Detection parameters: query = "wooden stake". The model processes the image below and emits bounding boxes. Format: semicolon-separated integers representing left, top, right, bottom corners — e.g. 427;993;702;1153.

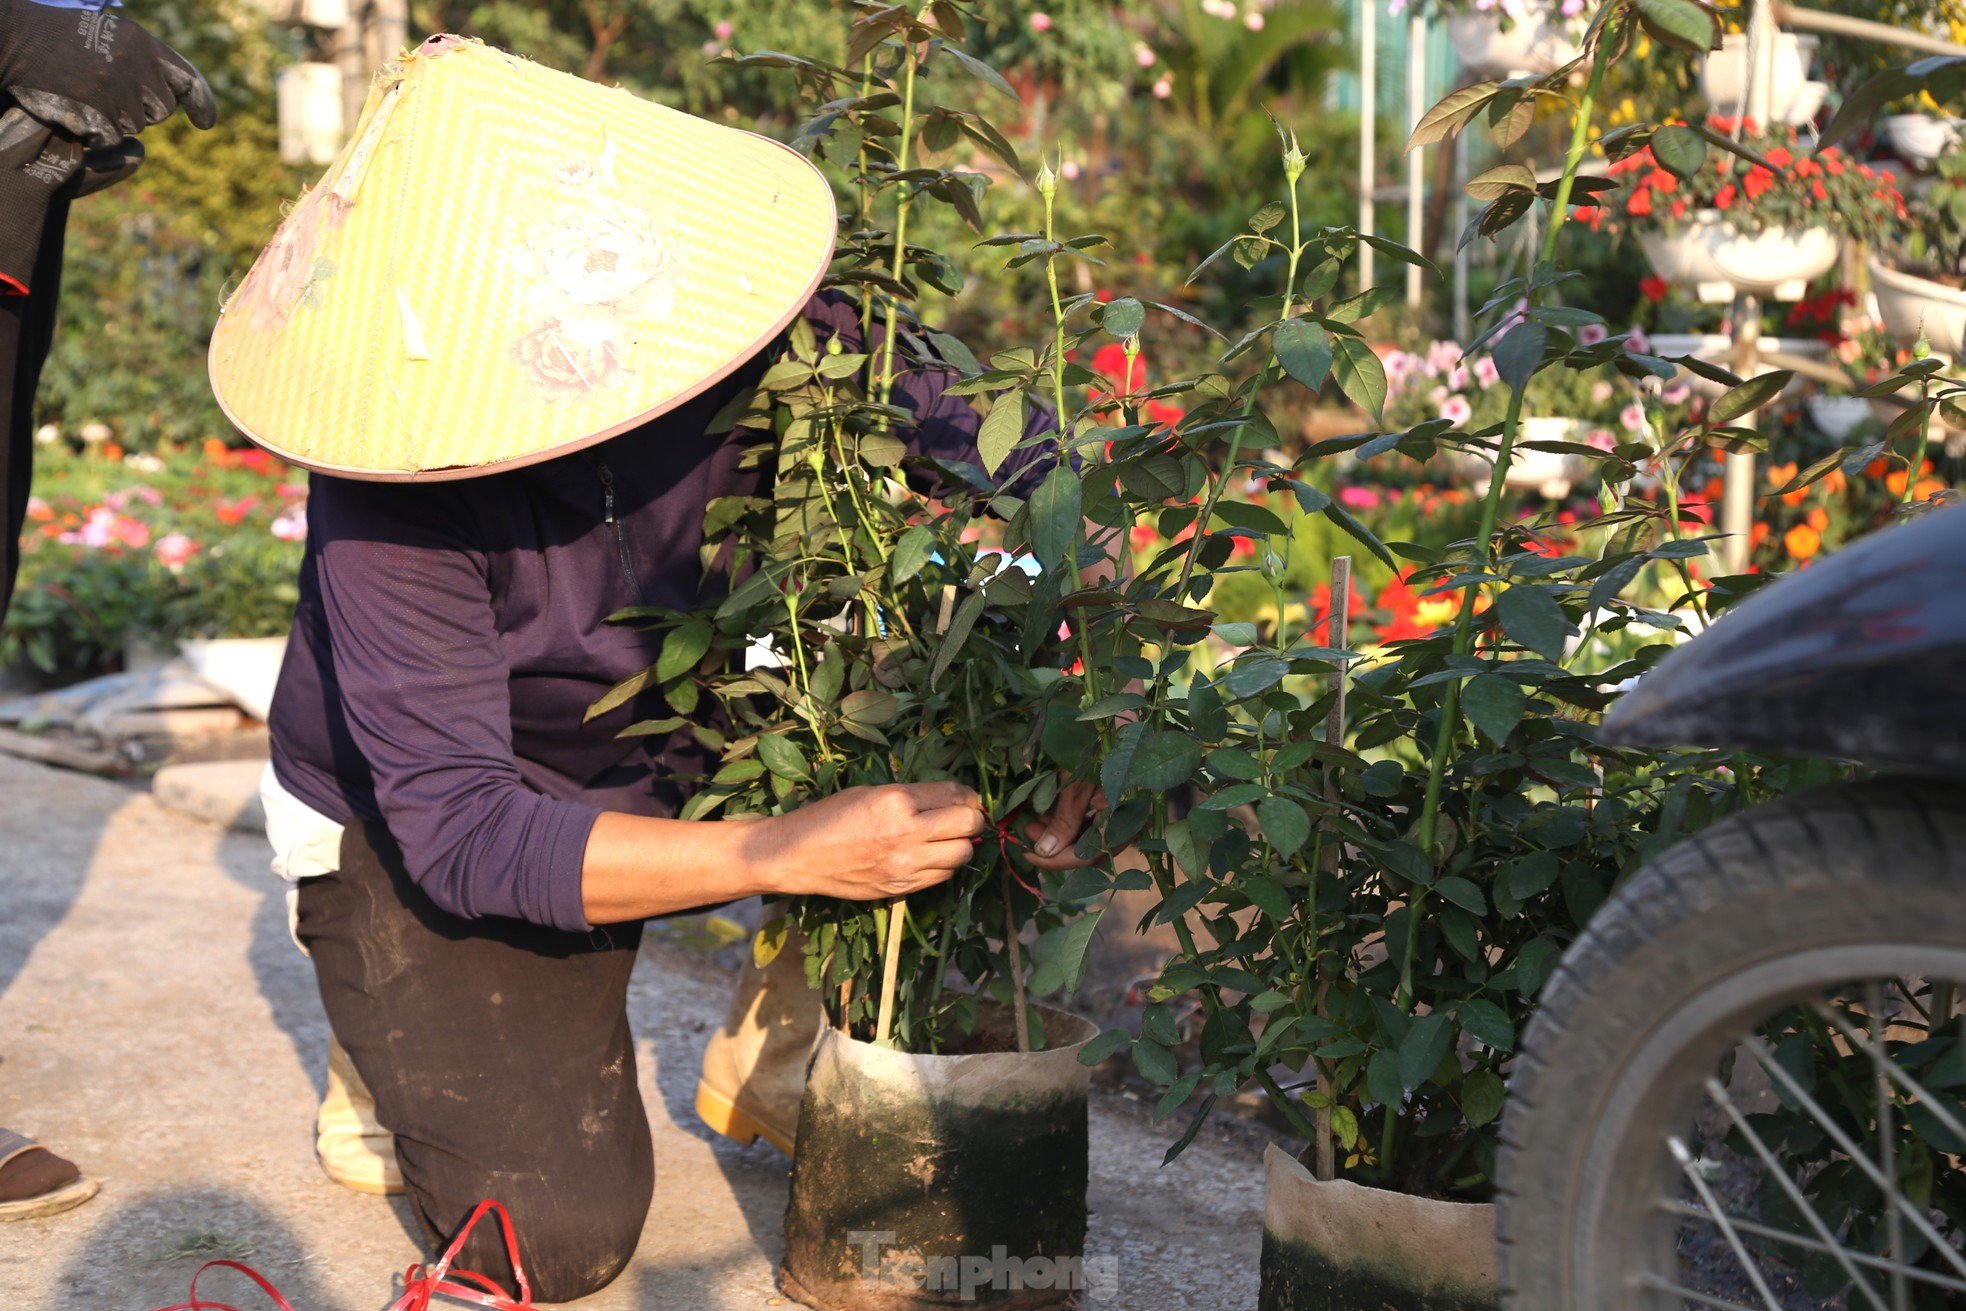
1003;866;1031;1053
874;898;907;1046
1315;555;1352;1182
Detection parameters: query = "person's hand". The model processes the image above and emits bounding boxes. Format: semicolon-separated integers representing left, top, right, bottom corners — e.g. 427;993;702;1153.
758;781;985;900
0;0;218;147
1017;776;1108;872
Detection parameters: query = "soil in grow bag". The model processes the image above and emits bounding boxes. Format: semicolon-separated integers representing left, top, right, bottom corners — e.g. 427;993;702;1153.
780;1001;1097;1311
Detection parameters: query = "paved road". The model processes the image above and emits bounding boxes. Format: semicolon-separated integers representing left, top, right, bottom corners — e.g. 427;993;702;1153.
0;755;1263;1308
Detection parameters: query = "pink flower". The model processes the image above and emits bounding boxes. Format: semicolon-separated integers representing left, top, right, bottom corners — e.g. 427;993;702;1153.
1426;340;1461;374
113;517;149;549
1619;403;1646;433
1577;322;1608;346
1029;11;1052;31
1590;380;1614;405
271;504;308;542
1586;428;1616;451
1062;159;1081;180
1134;43;1157;67
1662;382;1692;406
1339;486;1382;510
713;19;733;39
1440;395;1473;426
1152;76;1173;99
1244;9;1264;27
1625;327;1652;356
154;533;199;569
1474;357;1500;388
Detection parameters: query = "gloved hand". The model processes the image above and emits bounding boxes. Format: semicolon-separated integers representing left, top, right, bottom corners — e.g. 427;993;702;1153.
0;0;217;147
0;110;82;293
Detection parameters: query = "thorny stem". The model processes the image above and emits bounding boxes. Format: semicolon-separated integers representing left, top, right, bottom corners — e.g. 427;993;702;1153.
1904;371;1933;509
1400;31;1614;1017
783;578;835;763
875;7;933;416
1039;159;1103;704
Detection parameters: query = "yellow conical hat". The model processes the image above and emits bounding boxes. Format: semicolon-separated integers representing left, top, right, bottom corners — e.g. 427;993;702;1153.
210;36;837;481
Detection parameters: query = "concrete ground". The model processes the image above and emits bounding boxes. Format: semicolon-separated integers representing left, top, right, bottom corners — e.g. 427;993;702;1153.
0;754;1265;1308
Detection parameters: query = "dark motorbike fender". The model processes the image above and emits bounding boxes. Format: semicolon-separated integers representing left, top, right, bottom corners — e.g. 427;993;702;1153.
1602;503;1966;776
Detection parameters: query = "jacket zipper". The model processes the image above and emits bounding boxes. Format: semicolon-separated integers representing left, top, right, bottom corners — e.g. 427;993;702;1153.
592;457;646;605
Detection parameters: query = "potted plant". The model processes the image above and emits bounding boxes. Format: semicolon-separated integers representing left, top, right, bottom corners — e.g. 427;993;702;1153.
1605;122;1904;304
612;13;1115;1309
1698;31;1821;124
1057;6;1795;1307
1420;0;1586;80
1871;144;1966;359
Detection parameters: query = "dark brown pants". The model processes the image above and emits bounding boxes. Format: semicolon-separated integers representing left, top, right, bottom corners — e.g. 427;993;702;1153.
296;822;652;1302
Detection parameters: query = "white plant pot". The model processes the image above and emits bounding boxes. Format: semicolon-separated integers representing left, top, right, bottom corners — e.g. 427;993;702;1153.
1883;114;1962;169
178;636;289;723
1785;80;1829;127
1699;33;1818;121
1258;1145;1498;1309
1806;394;1875;440
1640;213;1840;304
1651;334;1827;403
1870;256;1966;360
1446;4;1581;79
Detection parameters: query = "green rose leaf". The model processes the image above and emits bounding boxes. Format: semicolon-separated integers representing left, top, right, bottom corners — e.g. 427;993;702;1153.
1257;796;1311;859
1433;875;1488;915
1494;323;1548;394
1650;124;1707;181
1462;1070;1506;1126
1457;999;1515;1052
1132;1036;1179;1085
657;618;713;683
1078;1027;1133;1066
1463;673;1528;745
1496;585;1573;661
1030;463;1084;570
1131;730;1203;792
1634;0;1721;51
1274;317;1333;392
978;393;1026;477
888;525;936;586
1398;1012;1455;1092
755;732;811;782
1331;333;1389;424
1102;296;1147;339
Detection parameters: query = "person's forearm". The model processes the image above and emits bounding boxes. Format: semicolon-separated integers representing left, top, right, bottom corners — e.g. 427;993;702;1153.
581;811;786;924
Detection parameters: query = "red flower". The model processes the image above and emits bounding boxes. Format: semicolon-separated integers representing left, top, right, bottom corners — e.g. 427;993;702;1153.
1713;184;1738;209
1640;276;1669;303
1744;166;1775;199
1764;146;1793;168
1627;188;1654;217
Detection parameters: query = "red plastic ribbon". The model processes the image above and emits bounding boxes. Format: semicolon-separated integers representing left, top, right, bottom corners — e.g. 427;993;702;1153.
151;1199;534;1311
995;815;1042;898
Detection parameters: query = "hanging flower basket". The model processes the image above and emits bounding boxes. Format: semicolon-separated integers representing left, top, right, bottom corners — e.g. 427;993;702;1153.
1638;213;1840;303
1869;255;1966;360
1445;0;1582;79
1449;417;1589;498
1882;113;1961;170
1698;33;1819;124
1805;394;1875;440
1258;1146;1498;1311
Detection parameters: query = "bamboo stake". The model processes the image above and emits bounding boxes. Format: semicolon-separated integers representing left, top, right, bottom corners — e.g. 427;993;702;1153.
1314;555;1352;1182
1003;866;1031;1053
874;901;907;1046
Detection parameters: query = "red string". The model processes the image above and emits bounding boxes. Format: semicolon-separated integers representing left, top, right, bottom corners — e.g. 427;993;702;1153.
995;816;1042;898
150;1199;534;1311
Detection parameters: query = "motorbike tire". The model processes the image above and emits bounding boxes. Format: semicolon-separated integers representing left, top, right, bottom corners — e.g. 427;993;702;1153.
1494;775;1966;1310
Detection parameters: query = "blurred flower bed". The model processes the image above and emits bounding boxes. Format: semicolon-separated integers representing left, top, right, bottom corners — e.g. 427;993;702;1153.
3;436;303;678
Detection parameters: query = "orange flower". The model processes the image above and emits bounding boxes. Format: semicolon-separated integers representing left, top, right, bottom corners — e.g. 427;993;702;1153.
1915;478;1946;500
1784;523;1820;560
1806;506;1829;531
1887;468;1910;496
1751;521;1771;546
1866;457;1890;479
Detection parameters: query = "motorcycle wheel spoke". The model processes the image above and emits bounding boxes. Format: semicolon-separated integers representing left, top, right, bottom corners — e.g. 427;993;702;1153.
1742;1033;1966;1283
1668;1134;1786;1311
1694;1074;1891;1311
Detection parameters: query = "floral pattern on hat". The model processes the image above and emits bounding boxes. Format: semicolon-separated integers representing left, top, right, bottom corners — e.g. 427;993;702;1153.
509;141;682;397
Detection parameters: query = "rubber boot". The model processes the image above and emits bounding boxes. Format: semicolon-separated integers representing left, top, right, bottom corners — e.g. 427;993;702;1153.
316;1035;404;1196
694;924;824;1156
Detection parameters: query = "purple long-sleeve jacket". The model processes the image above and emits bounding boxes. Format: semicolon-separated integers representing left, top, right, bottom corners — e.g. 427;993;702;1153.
267;294;1048;932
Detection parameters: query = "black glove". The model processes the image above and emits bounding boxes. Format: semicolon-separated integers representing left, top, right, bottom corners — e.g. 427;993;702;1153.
0;109;81;293
0;0;216;147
